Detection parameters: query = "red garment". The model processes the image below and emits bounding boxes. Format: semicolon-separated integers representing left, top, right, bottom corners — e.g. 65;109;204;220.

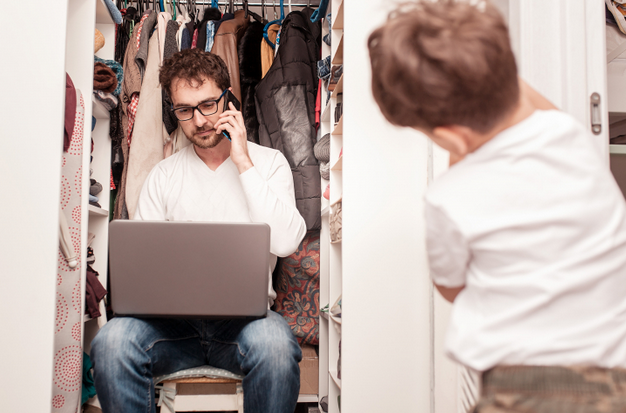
192;28;198;48
64;74;76;152
126;14;150;147
315;78;322;131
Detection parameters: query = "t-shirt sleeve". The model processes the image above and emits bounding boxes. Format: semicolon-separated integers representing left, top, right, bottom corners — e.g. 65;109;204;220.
134;165;166;221
425;201;469;288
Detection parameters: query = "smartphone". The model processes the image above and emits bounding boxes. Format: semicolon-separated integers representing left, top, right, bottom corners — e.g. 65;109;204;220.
222;90;241;141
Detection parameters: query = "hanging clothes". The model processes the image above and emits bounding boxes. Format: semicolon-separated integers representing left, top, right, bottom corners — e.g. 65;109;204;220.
64;74;76;152
162;19;181;136
238;20;264;144
261;24;280;78
114;10;151;220
255;8;322;231
212;9;249;102
124;30;169;220
135;11;157;82
196;7;222;53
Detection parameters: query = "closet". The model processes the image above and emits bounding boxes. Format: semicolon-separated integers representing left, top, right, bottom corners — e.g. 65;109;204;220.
0;0;613;412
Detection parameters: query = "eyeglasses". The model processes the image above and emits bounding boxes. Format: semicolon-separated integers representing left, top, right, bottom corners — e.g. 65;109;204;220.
170;89;228;121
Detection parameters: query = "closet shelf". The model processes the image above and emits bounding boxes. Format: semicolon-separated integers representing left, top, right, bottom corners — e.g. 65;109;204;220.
331;74;344;98
322;205;330;217
330;371;342;389
297;394;319;403
332;1;344;30
610;144;626;154
320;311;329;320
330;314;342;325
96;0;116;24
92;96;110;120
332;115;343;135
332;35;344;65
331;155;343;171
89;205;109;217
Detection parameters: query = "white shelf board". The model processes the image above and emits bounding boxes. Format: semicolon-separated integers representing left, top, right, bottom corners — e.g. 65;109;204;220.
330;371;342;389
332;116;343;135
330;314;342;325
320;311;329;320
297;394;318;403
322;206;330;217
332;35;343;65
88;205;109;217
610;144;626;155
331;74;344;98
332;1;344;30
331;155;343;171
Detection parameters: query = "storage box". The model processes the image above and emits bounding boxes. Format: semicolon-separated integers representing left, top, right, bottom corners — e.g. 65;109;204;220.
299;344;319;394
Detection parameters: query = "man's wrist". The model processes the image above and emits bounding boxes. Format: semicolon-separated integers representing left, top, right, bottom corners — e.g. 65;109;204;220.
236;157;254;174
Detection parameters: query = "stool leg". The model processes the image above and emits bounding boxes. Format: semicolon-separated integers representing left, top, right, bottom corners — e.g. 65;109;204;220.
160;382;177;413
236;383;244;413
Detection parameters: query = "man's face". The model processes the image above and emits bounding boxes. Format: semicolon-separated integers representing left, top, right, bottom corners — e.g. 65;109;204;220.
170;77;226;149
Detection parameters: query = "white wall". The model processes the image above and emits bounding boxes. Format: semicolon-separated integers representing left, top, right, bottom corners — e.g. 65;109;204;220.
342;0;436;411
0;0;69;411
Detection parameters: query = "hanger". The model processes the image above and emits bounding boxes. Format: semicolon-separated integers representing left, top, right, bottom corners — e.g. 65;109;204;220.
288;0;292;14
229;0;234;14
263;0;284;49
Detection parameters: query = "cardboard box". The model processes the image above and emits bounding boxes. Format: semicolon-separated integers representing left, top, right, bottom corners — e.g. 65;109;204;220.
299;344;319;394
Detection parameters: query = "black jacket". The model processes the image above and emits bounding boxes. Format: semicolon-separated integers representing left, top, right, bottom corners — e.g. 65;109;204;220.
255;8;321;231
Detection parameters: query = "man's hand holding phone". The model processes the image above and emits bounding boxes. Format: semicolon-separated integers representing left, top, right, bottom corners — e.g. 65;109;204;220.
214;91;253;174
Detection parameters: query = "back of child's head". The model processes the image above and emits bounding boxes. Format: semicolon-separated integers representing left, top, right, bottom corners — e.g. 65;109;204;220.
368;0;519;134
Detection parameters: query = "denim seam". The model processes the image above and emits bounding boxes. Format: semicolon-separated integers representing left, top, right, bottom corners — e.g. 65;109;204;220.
211;338;247;358
144;335;200;352
144;356;152;413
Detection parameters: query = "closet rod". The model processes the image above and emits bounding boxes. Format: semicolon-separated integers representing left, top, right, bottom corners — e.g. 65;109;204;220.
175;1;320;6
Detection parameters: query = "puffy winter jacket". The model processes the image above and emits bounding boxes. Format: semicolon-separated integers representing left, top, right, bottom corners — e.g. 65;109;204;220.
255;8;321;231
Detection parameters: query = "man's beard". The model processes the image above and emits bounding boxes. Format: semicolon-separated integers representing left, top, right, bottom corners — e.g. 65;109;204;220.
187;127;224;149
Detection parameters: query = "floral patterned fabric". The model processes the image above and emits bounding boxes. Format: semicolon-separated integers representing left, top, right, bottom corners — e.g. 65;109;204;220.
273;231;320;345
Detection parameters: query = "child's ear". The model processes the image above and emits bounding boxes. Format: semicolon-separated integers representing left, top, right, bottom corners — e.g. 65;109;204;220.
432;125;471;158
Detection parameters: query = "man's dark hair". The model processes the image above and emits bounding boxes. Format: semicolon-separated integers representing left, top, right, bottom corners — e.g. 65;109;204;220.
159;48;231;96
368;0;519;133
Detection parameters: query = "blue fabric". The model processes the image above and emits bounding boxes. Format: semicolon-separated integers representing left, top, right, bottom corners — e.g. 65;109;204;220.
101;0;123;24
91;311;303;413
94;56;124;96
206;21;217;52
181;27;191;50
82;352;97;405
89;194;99;203
317;55;331;80
323;13;332;46
310;0;329;23
92;116;96;132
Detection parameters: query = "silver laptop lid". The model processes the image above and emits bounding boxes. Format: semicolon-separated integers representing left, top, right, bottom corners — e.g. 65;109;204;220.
108;220;270;319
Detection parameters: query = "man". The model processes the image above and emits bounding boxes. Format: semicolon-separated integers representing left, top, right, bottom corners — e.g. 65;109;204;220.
369;1;626;411
92;48;307;413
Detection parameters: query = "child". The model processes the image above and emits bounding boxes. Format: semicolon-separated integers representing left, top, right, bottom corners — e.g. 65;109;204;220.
369;1;626;411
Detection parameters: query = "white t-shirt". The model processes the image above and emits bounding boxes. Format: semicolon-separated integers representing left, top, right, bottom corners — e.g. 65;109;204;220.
425;110;626;371
135;143;307;305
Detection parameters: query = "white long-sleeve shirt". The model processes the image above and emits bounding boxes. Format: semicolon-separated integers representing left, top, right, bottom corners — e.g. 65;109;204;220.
135;142;307;304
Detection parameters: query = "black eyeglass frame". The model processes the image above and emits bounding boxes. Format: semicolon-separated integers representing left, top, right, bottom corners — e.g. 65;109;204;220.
170;89;228;121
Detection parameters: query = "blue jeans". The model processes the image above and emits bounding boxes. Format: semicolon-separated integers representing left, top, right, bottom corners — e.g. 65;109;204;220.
91;311;302;413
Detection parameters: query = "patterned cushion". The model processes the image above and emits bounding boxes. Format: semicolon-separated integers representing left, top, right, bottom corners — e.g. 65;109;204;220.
273;231;320;345
154;366;243;384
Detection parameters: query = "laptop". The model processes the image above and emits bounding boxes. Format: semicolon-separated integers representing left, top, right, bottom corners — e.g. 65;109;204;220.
108;220;270;319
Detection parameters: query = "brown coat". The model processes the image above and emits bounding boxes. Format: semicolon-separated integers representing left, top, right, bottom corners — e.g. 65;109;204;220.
212;10;249;101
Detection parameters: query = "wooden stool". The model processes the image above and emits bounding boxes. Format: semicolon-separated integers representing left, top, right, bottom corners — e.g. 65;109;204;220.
155;366;244;413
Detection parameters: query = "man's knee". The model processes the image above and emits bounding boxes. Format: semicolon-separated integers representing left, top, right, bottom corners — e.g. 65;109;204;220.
247;313;302;368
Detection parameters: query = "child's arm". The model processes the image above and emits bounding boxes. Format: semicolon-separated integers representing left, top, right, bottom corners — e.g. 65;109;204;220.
435;284;464;303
